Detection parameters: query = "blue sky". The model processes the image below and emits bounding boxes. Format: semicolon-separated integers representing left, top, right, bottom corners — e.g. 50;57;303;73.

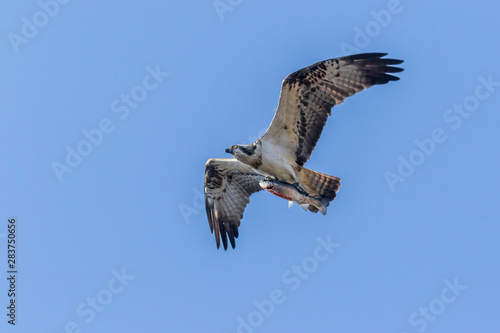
1;0;500;332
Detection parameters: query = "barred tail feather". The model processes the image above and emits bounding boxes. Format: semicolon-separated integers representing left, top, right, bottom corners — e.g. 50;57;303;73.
299;168;341;214
303;168;341;200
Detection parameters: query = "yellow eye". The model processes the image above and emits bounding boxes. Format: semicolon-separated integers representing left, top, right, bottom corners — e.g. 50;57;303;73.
233;145;238;149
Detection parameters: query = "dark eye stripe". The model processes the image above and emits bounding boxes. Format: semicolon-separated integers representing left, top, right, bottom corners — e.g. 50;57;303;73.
239;145;257;156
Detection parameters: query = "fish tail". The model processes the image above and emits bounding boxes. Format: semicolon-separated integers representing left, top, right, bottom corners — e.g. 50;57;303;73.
317;198;328;215
304;197;329;215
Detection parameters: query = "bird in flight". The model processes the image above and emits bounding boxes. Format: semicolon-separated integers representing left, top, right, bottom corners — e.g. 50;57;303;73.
204;53;403;250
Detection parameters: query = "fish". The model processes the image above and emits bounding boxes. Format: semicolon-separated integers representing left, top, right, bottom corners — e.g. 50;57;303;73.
258;178;329;215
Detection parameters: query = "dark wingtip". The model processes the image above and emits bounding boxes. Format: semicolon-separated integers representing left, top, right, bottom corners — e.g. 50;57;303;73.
381;66;404;73
384;59;404;65
370;73;402;83
220;227;228;251
348;52;403;63
227;224;237;249
214;226;221;249
361;55;404;84
348;53;404;82
229;235;236;249
348;52;388;59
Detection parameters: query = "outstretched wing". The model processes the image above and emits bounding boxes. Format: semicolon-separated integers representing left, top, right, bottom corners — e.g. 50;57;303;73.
259;53;403;167
204;158;265;250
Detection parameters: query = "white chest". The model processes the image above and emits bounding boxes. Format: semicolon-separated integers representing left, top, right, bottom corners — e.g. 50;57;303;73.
258;142;296;182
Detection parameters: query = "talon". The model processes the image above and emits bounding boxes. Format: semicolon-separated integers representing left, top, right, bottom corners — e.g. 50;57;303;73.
292;182;307;194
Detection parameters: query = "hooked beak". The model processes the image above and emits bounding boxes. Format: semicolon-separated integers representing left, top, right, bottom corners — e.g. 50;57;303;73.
225;147;232;154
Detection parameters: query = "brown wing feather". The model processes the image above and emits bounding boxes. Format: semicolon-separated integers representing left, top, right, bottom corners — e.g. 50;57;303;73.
204;158;264;250
259;53;403;166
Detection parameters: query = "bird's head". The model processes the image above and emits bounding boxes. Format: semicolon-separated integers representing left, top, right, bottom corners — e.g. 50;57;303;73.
225;144;256;161
224;145;238;155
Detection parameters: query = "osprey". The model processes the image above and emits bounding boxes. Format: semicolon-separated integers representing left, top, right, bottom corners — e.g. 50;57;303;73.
204;53;403;250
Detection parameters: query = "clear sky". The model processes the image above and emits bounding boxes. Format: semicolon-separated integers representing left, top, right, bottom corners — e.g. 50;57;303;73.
1;1;500;332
